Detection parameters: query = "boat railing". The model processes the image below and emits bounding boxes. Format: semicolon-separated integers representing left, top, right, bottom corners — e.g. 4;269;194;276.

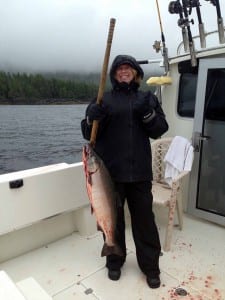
0;162;92;236
177;27;225;55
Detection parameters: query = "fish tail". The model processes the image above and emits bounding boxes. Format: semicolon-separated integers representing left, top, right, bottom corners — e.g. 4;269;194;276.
101;243;124;257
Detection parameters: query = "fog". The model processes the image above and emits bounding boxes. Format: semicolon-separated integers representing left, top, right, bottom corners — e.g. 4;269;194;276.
0;0;224;73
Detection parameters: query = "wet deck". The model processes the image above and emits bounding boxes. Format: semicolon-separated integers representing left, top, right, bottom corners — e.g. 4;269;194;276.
0;210;224;300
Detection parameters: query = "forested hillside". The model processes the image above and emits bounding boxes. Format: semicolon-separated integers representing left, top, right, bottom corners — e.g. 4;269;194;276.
0;71;153;104
0;72;106;104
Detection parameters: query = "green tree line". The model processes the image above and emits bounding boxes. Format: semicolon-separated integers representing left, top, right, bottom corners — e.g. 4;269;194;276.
0;71;104;104
0;71;154;104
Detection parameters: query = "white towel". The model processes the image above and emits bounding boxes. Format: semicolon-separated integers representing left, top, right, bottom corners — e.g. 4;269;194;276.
164;136;194;186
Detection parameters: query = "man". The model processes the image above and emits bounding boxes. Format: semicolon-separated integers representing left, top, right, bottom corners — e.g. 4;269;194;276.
81;54;168;288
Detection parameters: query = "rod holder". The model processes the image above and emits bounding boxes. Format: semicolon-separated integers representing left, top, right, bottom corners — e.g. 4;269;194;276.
218;18;225;44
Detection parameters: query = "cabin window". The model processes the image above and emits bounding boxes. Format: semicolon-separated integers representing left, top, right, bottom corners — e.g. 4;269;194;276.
177;73;198;117
205;69;225;121
177;60;198;118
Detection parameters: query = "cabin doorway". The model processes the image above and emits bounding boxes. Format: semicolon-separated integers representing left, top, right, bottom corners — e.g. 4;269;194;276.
188;58;225;226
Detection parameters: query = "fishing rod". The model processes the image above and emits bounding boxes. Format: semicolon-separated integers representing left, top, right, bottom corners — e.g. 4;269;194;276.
187;0;206;48
194;1;206;48
181;0;197;66
169;0;197;66
205;0;225;43
90;18;116;146
168;0;189;52
155;0;169;74
177;0;206;48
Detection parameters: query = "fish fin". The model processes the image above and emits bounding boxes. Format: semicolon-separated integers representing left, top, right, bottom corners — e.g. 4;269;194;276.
101;243;124;257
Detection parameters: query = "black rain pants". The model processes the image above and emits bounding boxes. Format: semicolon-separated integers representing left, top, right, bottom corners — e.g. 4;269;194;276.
106;181;161;277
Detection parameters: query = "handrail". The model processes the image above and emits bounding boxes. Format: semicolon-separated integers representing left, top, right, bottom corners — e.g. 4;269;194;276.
177;27;225;55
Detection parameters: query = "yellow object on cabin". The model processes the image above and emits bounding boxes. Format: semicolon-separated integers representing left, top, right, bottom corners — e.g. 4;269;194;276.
146;76;172;86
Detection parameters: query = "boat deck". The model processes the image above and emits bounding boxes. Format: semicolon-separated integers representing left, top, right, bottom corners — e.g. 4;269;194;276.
0;209;224;300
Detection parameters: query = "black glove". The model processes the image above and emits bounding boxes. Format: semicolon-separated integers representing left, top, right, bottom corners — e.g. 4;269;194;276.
87;103;107;123
133;97;153;118
133;96;156;123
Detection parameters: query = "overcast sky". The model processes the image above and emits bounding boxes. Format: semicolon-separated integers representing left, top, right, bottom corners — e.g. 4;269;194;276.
0;0;225;73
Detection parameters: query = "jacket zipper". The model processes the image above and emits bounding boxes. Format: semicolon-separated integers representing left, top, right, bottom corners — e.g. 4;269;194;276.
129;95;133;181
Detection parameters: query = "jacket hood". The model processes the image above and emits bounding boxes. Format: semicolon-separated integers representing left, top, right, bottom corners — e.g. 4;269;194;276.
109;55;144;86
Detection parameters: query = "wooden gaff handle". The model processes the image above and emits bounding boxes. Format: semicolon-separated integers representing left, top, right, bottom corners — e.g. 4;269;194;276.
90;18;116;146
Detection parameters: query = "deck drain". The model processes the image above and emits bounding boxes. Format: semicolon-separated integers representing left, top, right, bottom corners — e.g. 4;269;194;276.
175;287;188;296
85;288;93;295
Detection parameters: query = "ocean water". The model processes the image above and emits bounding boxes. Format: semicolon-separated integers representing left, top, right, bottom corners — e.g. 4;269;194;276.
0;104;88;175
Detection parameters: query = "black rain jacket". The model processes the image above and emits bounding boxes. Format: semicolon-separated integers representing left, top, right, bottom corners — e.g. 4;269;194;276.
81;55;168;182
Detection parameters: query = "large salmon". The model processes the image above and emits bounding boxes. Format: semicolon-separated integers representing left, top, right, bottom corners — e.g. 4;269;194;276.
82;143;123;257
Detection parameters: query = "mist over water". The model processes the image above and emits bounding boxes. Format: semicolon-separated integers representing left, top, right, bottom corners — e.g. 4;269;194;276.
0;104;87;175
2;0;224;74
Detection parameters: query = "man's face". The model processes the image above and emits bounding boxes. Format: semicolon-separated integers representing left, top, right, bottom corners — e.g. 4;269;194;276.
114;64;135;84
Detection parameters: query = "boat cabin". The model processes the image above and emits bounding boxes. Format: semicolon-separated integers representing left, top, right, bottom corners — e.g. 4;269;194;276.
159;40;225;227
